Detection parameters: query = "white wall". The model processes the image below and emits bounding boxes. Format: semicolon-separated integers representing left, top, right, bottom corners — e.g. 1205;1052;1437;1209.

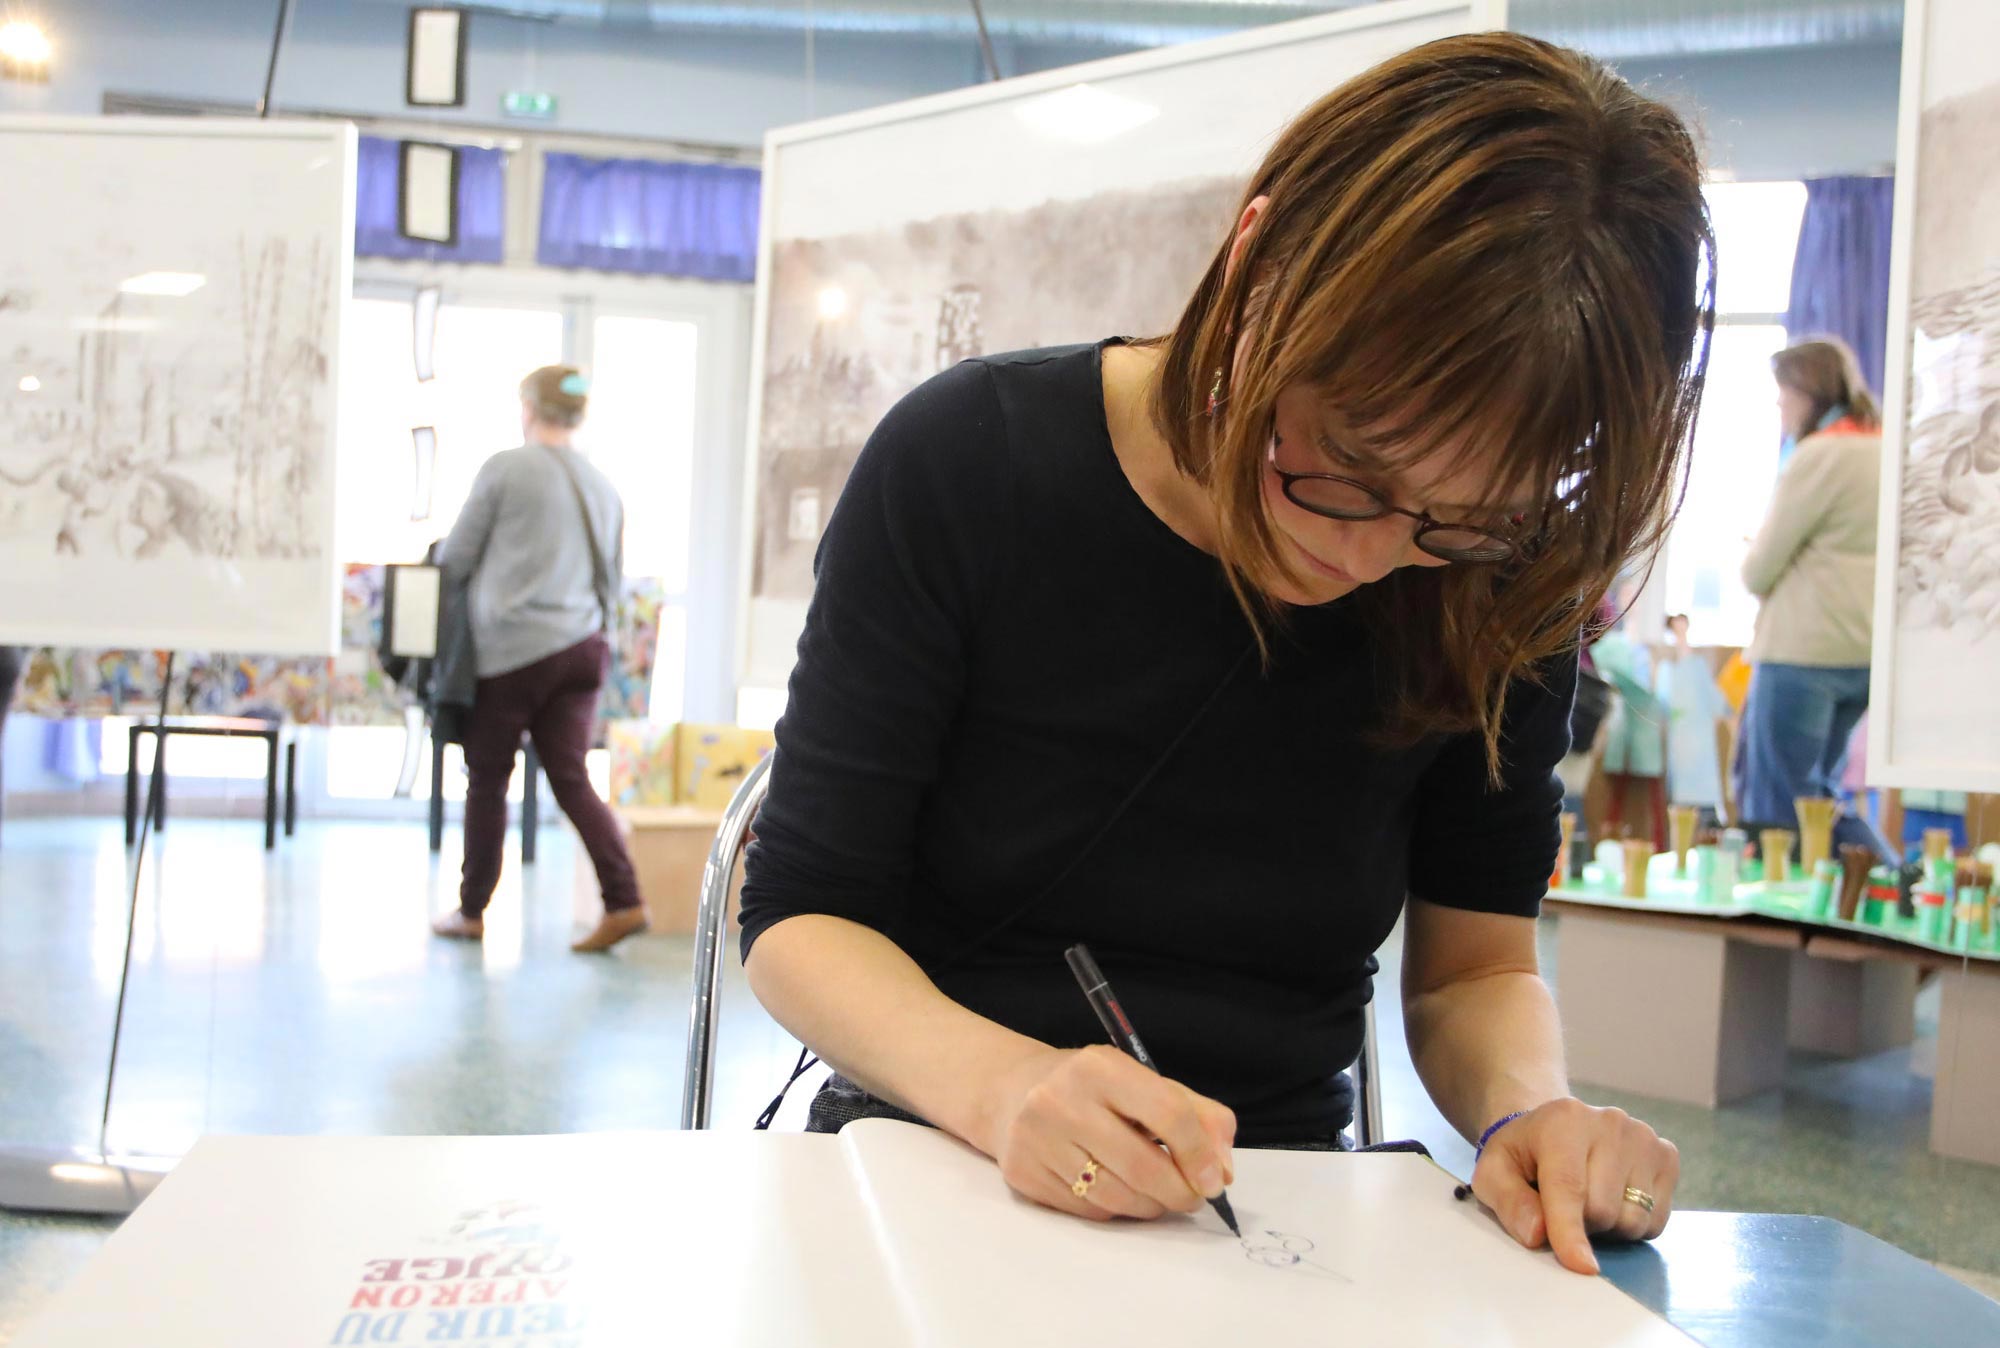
5;5;1905;177
0;0;998;147
1618;40;1903;181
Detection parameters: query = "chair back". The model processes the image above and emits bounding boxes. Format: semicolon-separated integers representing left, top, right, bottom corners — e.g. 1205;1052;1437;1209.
680;752;773;1131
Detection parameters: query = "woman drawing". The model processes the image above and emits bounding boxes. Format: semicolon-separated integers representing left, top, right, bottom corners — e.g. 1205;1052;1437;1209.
740;33;1707;1274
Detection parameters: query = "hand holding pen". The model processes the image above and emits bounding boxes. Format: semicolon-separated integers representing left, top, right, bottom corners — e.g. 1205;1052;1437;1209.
1064;944;1242;1235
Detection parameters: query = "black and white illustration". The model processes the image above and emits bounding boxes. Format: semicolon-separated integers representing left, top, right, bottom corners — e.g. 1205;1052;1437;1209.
1;239;334;563
0;118;352;655
1875;0;2000;787
1895;75;2000;640
752;176;1237;604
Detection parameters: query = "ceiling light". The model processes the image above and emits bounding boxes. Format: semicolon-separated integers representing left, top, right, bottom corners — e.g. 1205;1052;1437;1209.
0;21;51;80
817;287;849;321
118;272;207;297
1014;84;1159;146
17;375;40;392
407;8;468;109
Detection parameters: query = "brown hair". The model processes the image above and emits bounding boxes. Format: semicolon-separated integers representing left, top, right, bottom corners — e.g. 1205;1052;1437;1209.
521;365;589;429
1773;337;1879;433
1148;32;1714;778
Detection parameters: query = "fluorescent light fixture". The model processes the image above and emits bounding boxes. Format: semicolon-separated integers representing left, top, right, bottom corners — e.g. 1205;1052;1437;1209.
817;286;849;321
1014;84;1160;146
48;1163;103;1182
118;271;207;297
0;21;51;81
406;7;468;109
398;141;460;246
409;426;438;521
17;375;40;392
412;285;441;381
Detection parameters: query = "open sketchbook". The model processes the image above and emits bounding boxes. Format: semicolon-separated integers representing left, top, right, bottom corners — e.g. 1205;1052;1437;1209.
20;1122;1694;1348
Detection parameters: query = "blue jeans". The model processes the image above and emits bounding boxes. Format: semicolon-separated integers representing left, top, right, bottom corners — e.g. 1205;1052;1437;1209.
1736;663;1896;862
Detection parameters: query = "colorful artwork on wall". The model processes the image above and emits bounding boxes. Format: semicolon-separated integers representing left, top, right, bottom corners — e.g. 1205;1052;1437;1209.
605;577;665;723
607;719;677;807
14;566;666;727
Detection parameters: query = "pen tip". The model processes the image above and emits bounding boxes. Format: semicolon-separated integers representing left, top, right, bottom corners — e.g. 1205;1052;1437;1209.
1211;1192;1241;1237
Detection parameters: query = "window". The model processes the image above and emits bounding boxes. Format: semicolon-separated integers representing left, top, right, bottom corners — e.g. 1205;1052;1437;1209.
1663;323;1790;644
334;298;565;563
1703;181;1807;316
327;297;565;800
1659;181;1808;647
577;313;699;723
100;718;269;780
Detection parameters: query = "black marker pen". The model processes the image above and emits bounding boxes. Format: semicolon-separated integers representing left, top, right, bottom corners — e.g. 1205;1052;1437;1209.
1064;943;1241;1237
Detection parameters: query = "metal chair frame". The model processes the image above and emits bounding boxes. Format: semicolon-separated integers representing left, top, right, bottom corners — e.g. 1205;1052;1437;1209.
682;755;1382;1147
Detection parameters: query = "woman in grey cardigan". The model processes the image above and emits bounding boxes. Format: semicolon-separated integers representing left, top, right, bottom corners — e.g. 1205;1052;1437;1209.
1736;337;1896;861
430;366;650;951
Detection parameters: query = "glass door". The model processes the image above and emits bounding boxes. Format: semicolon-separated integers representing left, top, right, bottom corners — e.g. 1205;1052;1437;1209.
575;313;700;725
328;295;565;803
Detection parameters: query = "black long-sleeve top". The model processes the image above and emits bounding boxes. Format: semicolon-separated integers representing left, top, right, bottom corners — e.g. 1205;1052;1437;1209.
740;341;1572;1144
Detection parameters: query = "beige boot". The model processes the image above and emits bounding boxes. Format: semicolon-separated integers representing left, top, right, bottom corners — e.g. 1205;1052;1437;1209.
571;906;650;953
430;911;484;941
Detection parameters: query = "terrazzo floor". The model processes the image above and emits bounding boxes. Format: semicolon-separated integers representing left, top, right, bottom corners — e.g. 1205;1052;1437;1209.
0;815;1994;1343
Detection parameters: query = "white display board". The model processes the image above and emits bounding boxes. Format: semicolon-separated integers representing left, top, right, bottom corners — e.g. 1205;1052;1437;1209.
1868;0;2000;790
739;0;1504;689
0;117;354;656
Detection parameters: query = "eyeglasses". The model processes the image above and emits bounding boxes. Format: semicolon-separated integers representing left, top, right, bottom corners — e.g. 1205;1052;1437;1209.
1265;433;1522;565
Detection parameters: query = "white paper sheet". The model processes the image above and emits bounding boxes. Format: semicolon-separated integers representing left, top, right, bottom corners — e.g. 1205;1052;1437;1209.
18;1127;1693;1348
843;1120;1697;1348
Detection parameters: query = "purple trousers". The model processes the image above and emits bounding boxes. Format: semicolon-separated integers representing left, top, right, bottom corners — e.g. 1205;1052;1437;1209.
459;634;639;918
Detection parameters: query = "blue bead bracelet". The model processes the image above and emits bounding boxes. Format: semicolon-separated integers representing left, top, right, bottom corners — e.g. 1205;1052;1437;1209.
1476;1110;1527;1158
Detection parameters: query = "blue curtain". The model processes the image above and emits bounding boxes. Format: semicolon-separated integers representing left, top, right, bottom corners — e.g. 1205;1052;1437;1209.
537;153;760;282
1785;176;1895;400
354;135;506;264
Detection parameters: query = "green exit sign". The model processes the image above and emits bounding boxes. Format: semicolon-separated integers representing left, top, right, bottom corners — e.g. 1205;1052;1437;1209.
502;90;557;121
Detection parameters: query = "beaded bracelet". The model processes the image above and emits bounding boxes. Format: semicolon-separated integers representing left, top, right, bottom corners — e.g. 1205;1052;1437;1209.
1452;1111;1529;1202
1476;1110;1527;1158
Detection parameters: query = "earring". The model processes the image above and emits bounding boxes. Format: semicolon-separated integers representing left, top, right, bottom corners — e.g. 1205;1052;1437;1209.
1206;366;1225;416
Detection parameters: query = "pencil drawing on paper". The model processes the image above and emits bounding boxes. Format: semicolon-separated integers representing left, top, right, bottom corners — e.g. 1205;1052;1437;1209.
1240;1229;1350;1281
1897;270;2000;639
1895;63;2000;641
0;234;334;565
751;175;1240;604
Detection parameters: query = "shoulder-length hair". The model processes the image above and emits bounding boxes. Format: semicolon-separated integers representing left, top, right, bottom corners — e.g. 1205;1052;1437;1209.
1147;31;1714;778
1773;337;1881;432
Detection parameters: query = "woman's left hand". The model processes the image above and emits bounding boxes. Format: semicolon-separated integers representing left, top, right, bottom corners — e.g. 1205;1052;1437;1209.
1469;1097;1678;1275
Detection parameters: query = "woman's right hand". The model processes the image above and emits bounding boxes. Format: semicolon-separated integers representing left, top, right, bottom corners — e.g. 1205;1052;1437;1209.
980;1043;1237;1222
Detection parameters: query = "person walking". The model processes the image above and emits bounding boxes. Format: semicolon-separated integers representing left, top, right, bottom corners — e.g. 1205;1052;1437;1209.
430;365;649;952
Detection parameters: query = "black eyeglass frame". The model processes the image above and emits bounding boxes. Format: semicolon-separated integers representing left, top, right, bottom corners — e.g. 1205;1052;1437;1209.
1264;433;1522;565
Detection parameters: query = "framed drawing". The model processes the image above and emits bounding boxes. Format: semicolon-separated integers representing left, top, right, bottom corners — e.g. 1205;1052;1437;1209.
738;0;1507;690
0;117;354;655
1868;0;2000;790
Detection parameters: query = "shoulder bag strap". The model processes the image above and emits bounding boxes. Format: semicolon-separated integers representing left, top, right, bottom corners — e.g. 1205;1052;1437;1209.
544;445;614;635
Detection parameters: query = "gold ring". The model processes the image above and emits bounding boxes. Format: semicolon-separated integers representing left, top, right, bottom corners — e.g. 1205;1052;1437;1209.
1071;1157;1100;1199
1623;1186;1656;1214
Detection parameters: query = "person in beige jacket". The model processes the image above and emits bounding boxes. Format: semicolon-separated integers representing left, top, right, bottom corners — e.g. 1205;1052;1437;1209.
1735;337;1896;861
